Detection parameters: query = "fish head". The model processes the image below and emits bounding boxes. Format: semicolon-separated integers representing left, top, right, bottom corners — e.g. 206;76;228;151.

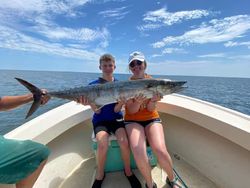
146;79;187;95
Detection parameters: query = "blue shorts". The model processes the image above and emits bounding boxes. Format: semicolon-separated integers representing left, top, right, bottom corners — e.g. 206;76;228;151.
124;118;162;128
0;136;50;184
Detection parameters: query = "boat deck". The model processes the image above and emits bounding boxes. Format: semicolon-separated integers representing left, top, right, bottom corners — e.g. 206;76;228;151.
59;153;217;188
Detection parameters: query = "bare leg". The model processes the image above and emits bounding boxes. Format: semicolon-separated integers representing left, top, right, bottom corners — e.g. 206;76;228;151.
126;123;154;188
146;122;183;188
16;159;47;188
95;131;109;180
115;128;132;176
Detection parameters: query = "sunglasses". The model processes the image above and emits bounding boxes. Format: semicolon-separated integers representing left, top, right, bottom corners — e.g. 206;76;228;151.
129;60;143;68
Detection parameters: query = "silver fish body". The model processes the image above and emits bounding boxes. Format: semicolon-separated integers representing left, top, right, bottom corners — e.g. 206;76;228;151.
15;78;186;118
50;79;186;107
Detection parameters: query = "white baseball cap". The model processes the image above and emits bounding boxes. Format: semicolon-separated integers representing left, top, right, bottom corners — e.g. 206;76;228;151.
128;51;145;64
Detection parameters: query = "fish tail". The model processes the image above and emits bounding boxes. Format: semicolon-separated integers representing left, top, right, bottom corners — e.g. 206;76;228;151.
15;77;43;119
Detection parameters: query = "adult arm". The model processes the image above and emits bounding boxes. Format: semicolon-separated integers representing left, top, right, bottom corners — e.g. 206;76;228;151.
0;94;33;111
0;90;49;111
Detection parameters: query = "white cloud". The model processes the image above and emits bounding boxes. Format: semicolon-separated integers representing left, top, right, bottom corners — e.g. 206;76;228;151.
198;52;250;60
224;41;238;47
148;59;250;78
93;0;126;3
150;48;187;58
98;6;129;20
37;26;110;43
0;0;90;14
228;54;250;60
162;48;187;54
153;15;250;48
224;41;250;49
151;54;162;58
138;8;212;31
137;24;162;31
0;0;48;13
198;53;226;58
0;0;99;42
0;25;100;61
0;0;111;60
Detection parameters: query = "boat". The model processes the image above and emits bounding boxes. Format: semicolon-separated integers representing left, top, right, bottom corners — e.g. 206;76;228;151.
1;94;250;188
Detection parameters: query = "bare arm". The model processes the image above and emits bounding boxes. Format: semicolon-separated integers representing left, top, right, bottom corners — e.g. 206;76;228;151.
114;101;123;113
0;90;50;112
90;103;101;114
0;94;33;111
147;93;162;112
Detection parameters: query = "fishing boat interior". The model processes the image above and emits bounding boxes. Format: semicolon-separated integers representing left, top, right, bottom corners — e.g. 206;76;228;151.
2;94;250;188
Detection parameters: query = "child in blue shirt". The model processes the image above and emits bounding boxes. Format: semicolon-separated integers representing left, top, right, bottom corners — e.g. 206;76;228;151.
79;54;141;188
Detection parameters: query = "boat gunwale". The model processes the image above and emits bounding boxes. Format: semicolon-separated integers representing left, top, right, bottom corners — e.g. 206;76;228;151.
5;94;250;151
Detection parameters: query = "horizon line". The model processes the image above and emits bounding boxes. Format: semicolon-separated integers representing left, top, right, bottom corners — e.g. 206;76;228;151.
0;68;249;79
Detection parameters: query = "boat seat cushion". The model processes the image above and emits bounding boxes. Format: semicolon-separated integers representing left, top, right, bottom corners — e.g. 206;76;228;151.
91;132;157;172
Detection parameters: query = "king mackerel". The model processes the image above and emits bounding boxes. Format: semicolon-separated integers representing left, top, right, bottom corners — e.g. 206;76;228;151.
15;77;186;118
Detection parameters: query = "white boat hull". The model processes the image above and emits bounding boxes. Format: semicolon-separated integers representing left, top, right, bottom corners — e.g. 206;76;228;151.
2;94;250;188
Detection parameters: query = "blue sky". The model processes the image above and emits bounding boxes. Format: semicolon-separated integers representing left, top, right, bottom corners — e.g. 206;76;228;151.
0;0;250;78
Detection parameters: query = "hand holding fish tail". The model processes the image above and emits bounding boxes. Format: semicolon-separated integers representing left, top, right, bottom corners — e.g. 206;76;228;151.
40;89;50;105
15;77;51;118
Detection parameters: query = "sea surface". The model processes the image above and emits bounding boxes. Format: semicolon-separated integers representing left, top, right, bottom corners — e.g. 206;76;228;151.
0;69;250;135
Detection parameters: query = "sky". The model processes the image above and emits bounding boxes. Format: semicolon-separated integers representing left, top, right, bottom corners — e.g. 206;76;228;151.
0;0;250;78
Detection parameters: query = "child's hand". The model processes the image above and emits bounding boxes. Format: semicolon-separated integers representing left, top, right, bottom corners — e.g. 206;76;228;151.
134;93;147;104
150;92;162;102
75;96;90;106
118;96;127;105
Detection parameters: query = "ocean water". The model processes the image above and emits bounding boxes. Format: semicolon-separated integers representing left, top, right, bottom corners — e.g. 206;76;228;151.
0;70;250;135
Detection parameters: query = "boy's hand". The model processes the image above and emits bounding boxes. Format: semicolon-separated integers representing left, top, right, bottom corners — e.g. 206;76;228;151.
118;96;127;105
75;96;90;106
